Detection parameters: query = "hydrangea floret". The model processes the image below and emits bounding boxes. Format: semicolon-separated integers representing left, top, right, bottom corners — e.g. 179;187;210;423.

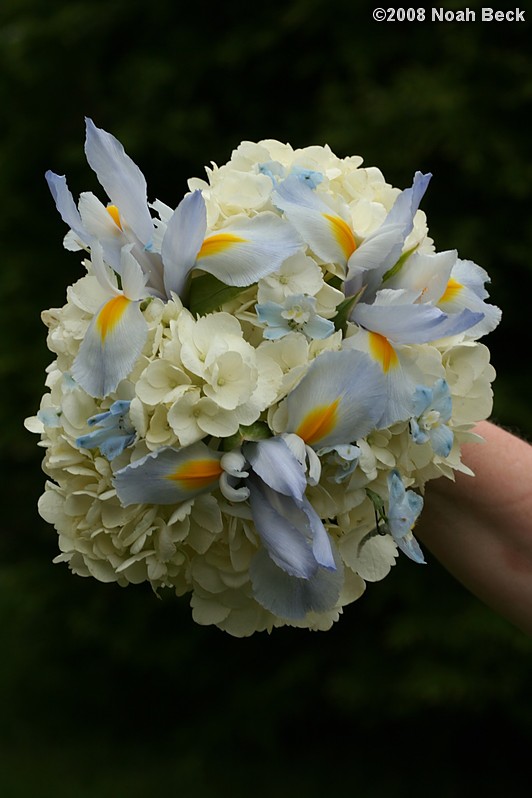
26;121;501;636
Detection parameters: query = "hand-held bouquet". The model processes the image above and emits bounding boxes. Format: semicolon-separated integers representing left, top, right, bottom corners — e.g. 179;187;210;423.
26;120;500;636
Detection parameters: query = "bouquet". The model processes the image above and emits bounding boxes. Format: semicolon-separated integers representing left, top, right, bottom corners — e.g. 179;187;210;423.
25;120;500;636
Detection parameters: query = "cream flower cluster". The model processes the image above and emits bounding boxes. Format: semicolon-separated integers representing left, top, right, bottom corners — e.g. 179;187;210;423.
26;122;500;636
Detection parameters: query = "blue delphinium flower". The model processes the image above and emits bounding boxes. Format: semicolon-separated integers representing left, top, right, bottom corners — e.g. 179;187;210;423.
387;469;425;564
410;379;453;457
76;400;136;460
256;294;335;340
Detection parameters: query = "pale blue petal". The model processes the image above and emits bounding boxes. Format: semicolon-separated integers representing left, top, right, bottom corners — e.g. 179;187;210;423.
77;400;135;460
263;326;291;340
113;443;222;506
299;496;336;570
161;190;207;297
431;379;452;421
84;118;154;245
344;225;405;295
429;424;454;457
353;300;484;344
120;246;149;301
285;349;386;448
258;161;285;182
255;302;286;327
439;259;502;338
244;437;307;501
395;533;426;564
344;172;431;295
37;407;62;428
387;470;424;540
45;171;89;245
247;477;317;579
249;544;343;620
383;171;432;238
273;174;329;212
72;297;148;398
304;315;335;339
410;417;430;445
289;167;324;188
412;385;433;417
273;178;354;265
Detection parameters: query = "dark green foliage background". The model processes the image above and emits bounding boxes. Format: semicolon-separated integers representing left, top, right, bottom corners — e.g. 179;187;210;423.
1;1;531;795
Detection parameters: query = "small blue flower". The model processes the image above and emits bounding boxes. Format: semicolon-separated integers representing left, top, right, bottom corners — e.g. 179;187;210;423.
258;162;324;190
387;470;425;564
258;161;286;183
256;294;335;340
290;166;324;189
76;400;136;460
410;379;454;457
37;407;62;428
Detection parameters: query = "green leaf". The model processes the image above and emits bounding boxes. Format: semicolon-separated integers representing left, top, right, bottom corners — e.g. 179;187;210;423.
327;275;343;290
382;245;417;283
221;422;272;451
333;287;365;332
188;273;248;316
239;421;272;441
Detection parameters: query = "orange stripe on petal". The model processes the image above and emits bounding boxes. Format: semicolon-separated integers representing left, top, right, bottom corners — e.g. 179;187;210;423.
295;399;340;445
368;332;398;373
96;295;131;343
323;214;356;260
439;277;463;303
106;204;123;230
166;458;223;491
197;233;246;259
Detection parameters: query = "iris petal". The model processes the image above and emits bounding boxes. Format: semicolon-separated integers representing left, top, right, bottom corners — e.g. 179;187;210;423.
161;190;207;297
195;212;302;287
284;349;386;448
249;544;343;620
84;118;154;245
72;296;148;397
113;443;223;506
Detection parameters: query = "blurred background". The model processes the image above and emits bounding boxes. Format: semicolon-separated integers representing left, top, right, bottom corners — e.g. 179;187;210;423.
1;0;532;794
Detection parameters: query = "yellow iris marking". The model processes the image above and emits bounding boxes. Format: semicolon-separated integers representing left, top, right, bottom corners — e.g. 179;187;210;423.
106;204;122;230
197;233;246;259
96;295;130;344
439;277;463;303
368;332;398;373
166;459;223;490
323;214;356;260
295;399;340;445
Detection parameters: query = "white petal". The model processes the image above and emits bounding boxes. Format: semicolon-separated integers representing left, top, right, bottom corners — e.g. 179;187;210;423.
84;118;154;245
196;213;302;286
161;191;207;297
72;296;148;397
45;171;89;245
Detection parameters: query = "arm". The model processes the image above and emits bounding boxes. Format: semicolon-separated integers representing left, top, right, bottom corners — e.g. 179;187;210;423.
416;421;532;635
